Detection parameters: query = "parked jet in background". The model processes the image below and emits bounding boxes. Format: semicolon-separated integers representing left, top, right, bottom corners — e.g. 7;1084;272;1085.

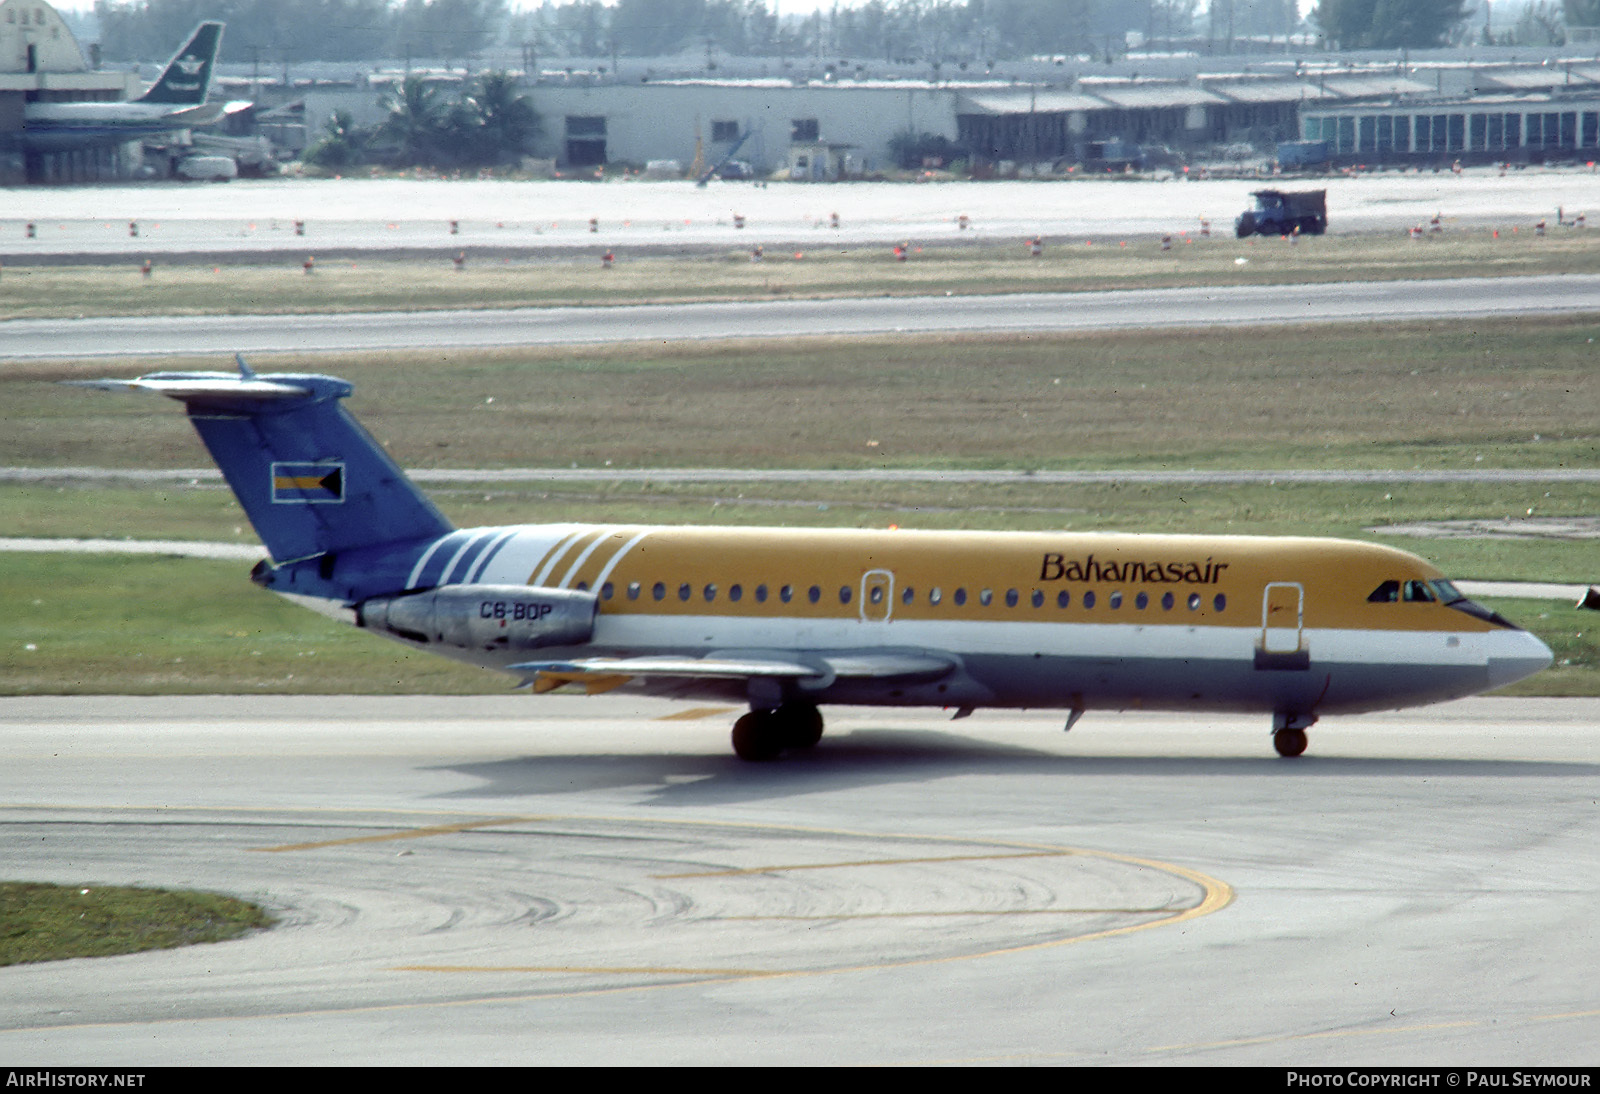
19;22;231;151
76;362;1554;761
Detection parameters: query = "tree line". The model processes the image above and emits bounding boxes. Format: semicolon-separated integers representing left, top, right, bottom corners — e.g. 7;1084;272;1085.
92;0;510;64
91;0;1593;65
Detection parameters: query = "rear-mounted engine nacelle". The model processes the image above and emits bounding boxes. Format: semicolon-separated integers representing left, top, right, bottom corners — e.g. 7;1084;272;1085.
358;585;596;651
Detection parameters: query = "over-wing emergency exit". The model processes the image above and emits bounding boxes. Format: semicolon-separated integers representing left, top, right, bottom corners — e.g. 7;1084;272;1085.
75;362;1553;761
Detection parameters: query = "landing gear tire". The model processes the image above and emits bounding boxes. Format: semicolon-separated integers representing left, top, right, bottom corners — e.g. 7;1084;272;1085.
732;711;784;762
781;704;824;749
1273;728;1308;758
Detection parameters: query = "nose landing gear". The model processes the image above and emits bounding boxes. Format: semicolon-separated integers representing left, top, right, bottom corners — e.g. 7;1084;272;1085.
1272;710;1317;758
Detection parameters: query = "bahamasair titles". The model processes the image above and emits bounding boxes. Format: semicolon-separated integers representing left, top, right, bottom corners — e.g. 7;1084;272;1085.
76;363;1552;761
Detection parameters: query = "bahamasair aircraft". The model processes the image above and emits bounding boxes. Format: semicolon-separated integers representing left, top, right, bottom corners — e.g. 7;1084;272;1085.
19;23;230;151
77;362;1553;761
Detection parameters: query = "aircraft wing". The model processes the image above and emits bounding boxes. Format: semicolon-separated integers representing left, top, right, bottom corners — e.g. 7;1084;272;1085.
509;651;956;694
162;103;230;126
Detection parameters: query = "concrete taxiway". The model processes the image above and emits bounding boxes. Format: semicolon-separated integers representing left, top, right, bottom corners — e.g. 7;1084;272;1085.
6;273;1600;360
1;694;1596;1065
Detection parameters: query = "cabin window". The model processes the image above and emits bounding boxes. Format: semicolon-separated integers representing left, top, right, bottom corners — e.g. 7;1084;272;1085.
1368;580;1400;602
1213;594;1227;612
729;584;742;602
1083;591;1096;609
929;587;943;605
902;586;915;604
979;588;993;606
808;585;821;603
954;588;968;606
1188;592;1201;610
1007;589;1020;608
652;582;666;601
839;585;852;604
1162;592;1174;610
678;583;692;601
1109;591;1123;609
703;584;717;602
1135;592;1148;610
1031;590;1044;608
781;584;794;603
1403;580;1436;602
601;583;614;600
576;581;589;591
869;585;885;605
1056;590;1070;608
755;584;768;602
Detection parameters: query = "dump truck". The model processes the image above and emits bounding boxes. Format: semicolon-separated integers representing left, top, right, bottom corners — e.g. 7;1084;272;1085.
1235;189;1327;237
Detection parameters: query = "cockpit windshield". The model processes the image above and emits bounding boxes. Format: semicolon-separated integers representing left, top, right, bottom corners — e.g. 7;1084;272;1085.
1366;577;1521;629
1366;580;1436;602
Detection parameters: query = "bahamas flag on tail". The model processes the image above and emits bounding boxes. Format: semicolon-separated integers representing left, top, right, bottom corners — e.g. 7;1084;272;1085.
272;462;345;504
70;357;451;567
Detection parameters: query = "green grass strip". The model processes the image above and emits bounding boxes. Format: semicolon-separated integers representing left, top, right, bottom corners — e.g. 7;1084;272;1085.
0;881;272;966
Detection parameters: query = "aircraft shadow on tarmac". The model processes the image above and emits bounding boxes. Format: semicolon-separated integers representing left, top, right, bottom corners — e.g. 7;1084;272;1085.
428;727;1600;807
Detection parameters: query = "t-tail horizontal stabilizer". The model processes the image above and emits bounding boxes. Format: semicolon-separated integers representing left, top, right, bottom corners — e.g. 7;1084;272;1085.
67;360;452;566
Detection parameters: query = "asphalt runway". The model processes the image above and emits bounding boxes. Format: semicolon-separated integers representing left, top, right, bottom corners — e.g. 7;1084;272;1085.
6;273;1600;359
1;694;1596;1065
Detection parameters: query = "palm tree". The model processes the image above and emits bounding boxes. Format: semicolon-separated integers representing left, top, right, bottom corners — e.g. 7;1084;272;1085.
470;71;541;165
378;74;448;166
304;109;371;168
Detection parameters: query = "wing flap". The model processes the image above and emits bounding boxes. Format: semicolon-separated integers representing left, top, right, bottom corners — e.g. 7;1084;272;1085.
822;653;957;679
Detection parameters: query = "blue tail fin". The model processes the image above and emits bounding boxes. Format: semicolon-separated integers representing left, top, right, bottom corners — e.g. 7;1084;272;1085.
135;22;224;107
74;362;452;563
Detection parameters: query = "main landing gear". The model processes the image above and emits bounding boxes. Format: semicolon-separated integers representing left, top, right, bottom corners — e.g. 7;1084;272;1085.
731;703;824;762
1272;710;1317;758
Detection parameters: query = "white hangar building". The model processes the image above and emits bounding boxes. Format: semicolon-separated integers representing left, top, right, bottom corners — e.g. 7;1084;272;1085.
0;0;138;183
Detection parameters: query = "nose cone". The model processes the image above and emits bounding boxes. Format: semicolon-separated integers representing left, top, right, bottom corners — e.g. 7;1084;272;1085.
1486;630;1555;690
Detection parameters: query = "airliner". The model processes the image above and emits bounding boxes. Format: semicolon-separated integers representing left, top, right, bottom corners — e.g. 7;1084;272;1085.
76;362;1553;761
20;22;230;151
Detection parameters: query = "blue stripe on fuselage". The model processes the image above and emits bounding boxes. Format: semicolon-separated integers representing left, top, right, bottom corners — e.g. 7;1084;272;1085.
465;530;517;584
411;530;473;589
442;530;498;585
